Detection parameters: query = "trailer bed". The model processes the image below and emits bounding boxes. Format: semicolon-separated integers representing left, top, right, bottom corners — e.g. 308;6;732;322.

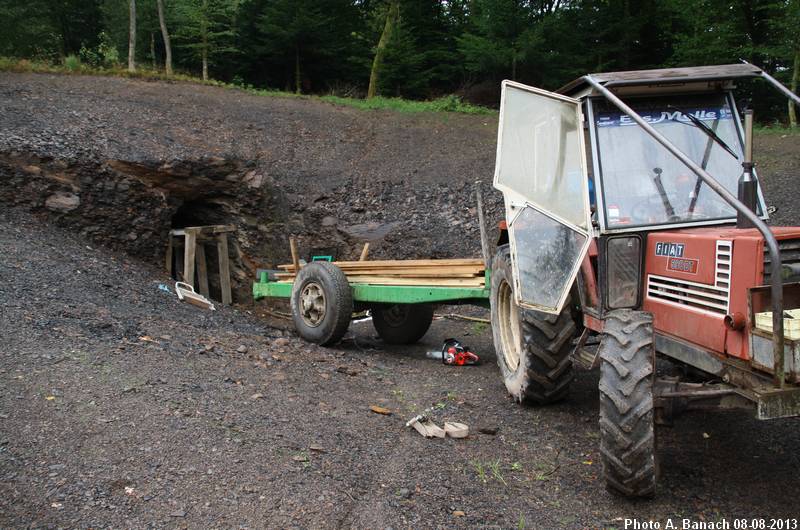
252;258;491;305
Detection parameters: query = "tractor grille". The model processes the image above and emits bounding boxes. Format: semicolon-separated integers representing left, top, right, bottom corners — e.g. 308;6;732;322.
646;240;731;315
764;238;800;284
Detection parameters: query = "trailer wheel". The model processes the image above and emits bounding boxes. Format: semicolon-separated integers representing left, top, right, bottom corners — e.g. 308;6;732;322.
599;309;657;498
490;245;576;404
372;304;434;344
290;262;353;346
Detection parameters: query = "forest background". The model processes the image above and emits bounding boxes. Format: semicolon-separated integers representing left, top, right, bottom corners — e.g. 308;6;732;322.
0;0;797;124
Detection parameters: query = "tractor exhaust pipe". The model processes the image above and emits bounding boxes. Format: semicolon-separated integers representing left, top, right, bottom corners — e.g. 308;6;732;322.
737;110;758;228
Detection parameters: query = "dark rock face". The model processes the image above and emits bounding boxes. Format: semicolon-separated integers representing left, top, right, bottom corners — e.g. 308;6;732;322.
0;73;503;303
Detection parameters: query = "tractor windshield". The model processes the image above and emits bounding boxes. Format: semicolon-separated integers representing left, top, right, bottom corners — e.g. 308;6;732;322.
592;93;758;229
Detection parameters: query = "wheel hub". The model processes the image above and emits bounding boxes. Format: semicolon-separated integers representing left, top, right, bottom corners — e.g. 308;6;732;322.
300;282;326;327
498;280;522;371
382;305;409;327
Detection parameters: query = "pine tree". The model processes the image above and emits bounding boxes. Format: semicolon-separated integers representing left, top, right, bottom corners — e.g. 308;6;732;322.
173;0;237;80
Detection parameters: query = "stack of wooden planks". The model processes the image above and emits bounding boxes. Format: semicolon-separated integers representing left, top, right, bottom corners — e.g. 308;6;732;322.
275;258;486;288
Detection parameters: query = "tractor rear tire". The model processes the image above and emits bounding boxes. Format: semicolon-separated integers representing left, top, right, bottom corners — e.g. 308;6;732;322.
290;262;353;346
372;303;434;344
490;245;576;405
598;309;657;498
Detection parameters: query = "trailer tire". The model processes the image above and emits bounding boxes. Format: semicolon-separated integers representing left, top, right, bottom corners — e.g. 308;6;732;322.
490;245;576;405
290;262;353;346
599;309;657;498
372;304;434;344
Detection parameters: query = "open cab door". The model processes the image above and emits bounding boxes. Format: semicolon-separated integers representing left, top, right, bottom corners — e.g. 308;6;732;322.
493;81;592;314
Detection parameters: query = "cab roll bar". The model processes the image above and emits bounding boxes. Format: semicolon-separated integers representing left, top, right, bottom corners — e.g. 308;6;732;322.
741;59;800;107
582;75;787;387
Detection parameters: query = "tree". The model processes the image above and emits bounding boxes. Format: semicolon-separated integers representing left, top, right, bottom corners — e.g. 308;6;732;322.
174;0;237;80
458;0;533;81
241;0;364;94
769;0;800;127
367;0;399;98
156;0;173;74
128;0;137;71
0;0;103;59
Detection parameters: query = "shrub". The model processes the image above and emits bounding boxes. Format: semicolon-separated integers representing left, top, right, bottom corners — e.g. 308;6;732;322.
79;32;119;68
64;55;81;71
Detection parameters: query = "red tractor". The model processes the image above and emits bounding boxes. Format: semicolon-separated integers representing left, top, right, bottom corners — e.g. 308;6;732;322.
489;62;800;497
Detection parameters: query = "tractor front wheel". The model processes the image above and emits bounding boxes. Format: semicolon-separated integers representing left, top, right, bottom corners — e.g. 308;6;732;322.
598;309;658;498
490;245;576;404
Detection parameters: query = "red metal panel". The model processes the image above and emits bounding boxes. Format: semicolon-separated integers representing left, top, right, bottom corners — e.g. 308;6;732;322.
644;226;800;362
646;232;718;285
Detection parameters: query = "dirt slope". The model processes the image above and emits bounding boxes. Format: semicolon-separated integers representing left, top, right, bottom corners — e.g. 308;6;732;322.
0;73;503;304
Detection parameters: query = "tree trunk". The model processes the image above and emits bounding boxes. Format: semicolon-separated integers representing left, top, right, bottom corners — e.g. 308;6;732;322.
790;48;799;129
511;52;517;80
150;32;155;68
128;0;136;72
367;0;399;99
200;0;209;80
294;44;301;94
156;0;173;75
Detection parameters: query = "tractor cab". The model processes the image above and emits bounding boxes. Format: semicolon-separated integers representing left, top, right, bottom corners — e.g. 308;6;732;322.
490;63;800;498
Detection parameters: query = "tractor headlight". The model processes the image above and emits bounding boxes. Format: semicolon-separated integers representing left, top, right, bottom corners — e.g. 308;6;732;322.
606;236;642;309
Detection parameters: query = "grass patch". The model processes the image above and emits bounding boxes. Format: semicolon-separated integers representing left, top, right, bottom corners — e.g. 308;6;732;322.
754;124;800;135
319;94;493;115
0;56;493;116
63;54;81;72
470;459;488;483
471;321;489;334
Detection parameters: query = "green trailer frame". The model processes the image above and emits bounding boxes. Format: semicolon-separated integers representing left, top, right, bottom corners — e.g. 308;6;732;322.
252;270;491;307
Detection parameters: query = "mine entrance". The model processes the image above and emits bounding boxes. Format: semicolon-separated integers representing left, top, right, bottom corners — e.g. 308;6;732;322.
168;198;237;303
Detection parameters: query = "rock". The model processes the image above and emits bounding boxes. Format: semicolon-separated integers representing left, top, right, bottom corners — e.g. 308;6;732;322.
236;345;248;354
321;216;337;227
45;192;80;213
336;366;360;376
453;510;465;517
22;165;42;175
273;337;289;348
169;510;187;518
250;393;264;400
396;488;411;499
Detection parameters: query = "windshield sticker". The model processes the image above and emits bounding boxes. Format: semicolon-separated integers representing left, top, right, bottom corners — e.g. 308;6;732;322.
597;107;733;128
655;242;685;257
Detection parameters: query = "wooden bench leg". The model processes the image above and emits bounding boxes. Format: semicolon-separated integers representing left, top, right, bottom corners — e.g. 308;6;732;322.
217;234;232;305
166;235;174;276
196;243;210;298
183;229;197;288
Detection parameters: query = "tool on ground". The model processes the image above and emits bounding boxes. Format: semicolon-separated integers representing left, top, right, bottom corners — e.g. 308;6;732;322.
175;281;216;311
440;338;480;366
406;414;469;439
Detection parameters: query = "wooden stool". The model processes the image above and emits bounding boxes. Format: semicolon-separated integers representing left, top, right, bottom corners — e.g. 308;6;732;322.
166;224;235;305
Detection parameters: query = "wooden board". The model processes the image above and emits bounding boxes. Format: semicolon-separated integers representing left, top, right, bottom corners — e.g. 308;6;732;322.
270;276;484;287
345;276;485;287
278;258;484;271
274;269;484;280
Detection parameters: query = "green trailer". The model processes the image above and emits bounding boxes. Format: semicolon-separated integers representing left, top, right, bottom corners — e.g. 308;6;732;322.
252;261;490;346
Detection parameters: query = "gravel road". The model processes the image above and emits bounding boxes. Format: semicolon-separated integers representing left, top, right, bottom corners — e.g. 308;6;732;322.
1;73;800;528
